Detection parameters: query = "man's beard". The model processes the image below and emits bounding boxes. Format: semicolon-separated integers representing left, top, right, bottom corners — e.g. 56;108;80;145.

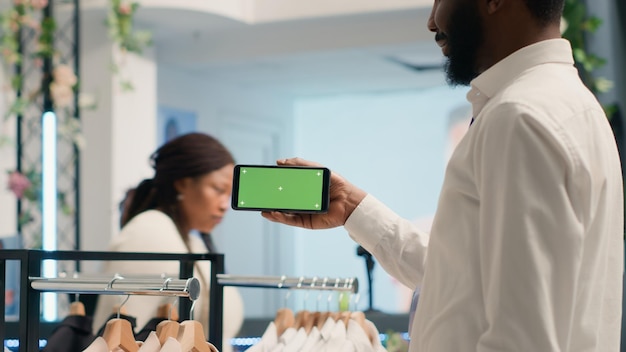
443;1;484;86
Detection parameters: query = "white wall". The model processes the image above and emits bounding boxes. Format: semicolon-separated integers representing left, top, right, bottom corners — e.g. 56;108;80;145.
292;85;469;313
79;10;157;263
110;47;158;223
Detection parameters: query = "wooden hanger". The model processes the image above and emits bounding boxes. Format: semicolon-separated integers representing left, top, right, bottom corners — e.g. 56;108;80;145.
330;311;342;322
102;318;139;352
350;312;369;335
102;295;138;352
302;311;316;334
156;303;181;346
309;311;322;331
273;308;295;337
69;301;86;316
156;303;179;321
68;294;86;316
339;311;352;326
350;311;378;345
294;310;314;334
206;342;219;352
177;320;212;352
316;311;332;329
294;310;311;328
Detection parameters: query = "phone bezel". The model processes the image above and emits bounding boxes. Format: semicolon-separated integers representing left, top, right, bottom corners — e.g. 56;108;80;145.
231;164;331;213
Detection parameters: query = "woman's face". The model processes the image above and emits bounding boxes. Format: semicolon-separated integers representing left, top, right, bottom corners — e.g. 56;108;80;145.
176;163;234;234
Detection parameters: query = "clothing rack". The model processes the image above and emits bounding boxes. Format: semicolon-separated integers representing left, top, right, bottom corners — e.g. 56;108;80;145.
217;274;359;294
30;276;201;300
0;250;225;352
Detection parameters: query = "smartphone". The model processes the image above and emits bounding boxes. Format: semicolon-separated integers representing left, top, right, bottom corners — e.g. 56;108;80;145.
231;164;331;213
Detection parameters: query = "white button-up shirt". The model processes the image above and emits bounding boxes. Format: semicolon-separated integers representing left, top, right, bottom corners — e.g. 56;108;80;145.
346;39;623;351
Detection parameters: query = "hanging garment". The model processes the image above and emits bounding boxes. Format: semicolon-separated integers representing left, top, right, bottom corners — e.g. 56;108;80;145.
136;317;167;342
281;327;308;352
363;320;387;352
137;332;161;352
137;303;180;343
82;337;125;352
345;319;374;352
308;316;337;351
245;322;277;352
269;327;297;352
42;315;97;352
247;311;390;352
160;337;183;352
320;319;348;351
298;326;320;352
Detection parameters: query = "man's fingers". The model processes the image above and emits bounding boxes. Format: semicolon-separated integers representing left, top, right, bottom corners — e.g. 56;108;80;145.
277;157;322;168
261;211;302;227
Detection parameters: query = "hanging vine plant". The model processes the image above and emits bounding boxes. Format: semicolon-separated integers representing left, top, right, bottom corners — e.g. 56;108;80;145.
0;0;83;247
0;0;151;246
107;0;152;91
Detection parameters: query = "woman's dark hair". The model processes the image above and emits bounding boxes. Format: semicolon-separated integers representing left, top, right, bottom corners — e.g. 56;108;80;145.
122;132;235;232
523;0;565;26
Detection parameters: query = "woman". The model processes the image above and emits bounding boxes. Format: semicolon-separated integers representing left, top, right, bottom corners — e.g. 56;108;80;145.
92;132;244;352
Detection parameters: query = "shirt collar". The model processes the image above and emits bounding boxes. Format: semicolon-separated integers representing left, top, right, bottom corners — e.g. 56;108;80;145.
467;38;574;118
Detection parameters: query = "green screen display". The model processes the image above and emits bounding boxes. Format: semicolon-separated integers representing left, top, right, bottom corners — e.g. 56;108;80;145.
233;165;329;212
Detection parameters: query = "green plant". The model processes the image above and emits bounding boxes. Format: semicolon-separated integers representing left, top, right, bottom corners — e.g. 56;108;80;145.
385;330;409;352
0;0;150;247
106;0;152;91
562;0;617;118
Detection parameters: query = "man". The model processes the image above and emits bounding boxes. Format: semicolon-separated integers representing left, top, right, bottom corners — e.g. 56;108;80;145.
263;0;623;351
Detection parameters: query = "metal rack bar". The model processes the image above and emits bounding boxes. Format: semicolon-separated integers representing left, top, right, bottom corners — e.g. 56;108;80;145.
217;274;359;294
30;276;201;300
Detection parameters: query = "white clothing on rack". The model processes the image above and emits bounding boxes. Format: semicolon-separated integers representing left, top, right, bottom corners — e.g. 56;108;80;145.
346;320;373;352
160;337;182;352
281;327;308;352
298;326;320;352
364;320;386;352
270;327;297;352
83;337;125;352
309;317;336;351
245;322;277;352
248;315;387;352
323;320;348;351
138;332;160;352
92;210;243;352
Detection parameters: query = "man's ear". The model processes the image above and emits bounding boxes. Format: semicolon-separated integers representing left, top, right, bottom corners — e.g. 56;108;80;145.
485;0;504;14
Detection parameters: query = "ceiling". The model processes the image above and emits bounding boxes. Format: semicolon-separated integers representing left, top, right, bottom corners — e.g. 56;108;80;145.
133;5;448;98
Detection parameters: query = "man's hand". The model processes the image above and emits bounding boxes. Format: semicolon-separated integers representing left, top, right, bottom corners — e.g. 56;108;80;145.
261;157;367;229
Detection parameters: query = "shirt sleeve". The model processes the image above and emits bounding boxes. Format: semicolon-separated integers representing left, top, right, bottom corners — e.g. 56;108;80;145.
345;194;430;290
474;103;582;351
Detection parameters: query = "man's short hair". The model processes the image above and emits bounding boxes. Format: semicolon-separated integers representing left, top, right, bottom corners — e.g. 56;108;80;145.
523;0;565;26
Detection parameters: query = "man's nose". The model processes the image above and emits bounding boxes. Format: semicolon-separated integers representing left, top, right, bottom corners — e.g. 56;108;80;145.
427;2;438;33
